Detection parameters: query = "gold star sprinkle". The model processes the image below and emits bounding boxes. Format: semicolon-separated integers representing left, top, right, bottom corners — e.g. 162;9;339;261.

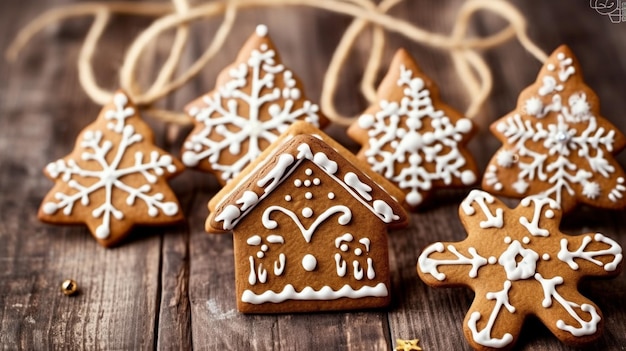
395;339;422;351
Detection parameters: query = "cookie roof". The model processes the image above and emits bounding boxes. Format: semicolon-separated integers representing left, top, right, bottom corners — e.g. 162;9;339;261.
206;122;409;233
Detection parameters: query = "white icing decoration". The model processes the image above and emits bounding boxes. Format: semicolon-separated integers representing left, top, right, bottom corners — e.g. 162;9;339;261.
247;235;262;246
354;248;363;256
261;244;268;251
557;233;623;271
609;177;626;202
498;240;539;281
313;178;321;185
522;236;530;244
484;165;503;191
255;24;268;37
328;192;335;199
301;207;313;218
181;30;321;182
340;244;349;252
43;97;179;239
236;191;259;211
496;150;517;168
519;196;559;237
215;205;241;230
335;233;353;248
334;253;347;277
494;51;621;207
304;180;311;187
358;64;475;207
248;256;257;285
344;172;373;201
305;192;313;199
266;234;284;244
359;238;371;252
241;283;388;304
366;258;376;279
258;154;295;192
294;179;302;187
488;256;497;264
263;205;352;243
257;263;267;284
284;195;292;202
468;281;515;348
353;261;364;280
461;190;504;229
256;251;264;259
305;168;312;176
534;273;601;336
274;253;286;276
504;236;511;244
373;200;400;222
418;243;487;281
302;254;317;271
543;253;550;261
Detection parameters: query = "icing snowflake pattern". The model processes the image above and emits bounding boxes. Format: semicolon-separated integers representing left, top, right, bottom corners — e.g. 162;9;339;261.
182;24;325;183
484;45;626;212
417;190;623;350
39;92;182;244
349;49;476;208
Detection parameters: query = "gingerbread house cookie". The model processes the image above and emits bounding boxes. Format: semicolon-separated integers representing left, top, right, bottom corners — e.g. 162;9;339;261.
206;122;408;313
39;91;184;247
417;190;623;350
182;24;329;184
348;48;478;210
483;45;626;212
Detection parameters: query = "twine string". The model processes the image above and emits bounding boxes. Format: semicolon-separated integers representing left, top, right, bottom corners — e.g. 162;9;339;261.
7;0;548;126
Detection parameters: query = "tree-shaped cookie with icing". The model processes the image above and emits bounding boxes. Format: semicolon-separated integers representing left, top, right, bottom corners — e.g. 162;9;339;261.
348;48;478;210
182;24;328;184
483;45;626;212
417;190;623;350
39;91;184;247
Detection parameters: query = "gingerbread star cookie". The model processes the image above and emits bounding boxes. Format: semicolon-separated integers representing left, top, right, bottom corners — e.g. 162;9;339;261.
483;45;626;213
348;48;478;210
417;190;623;350
181;24;329;184
39;91;184;247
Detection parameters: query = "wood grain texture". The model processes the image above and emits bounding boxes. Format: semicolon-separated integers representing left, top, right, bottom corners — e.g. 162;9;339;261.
1;0;625;350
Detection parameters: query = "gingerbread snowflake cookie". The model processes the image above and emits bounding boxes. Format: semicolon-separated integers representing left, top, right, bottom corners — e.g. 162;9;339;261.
207;122;408;313
348;48;478;210
483;45;626;212
39;91;184;247
417;190;623;350
182;24;329;184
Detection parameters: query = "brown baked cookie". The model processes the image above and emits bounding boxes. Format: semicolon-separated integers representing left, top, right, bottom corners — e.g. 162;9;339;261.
417;190;623;350
348;48;478;210
483;45;626;213
181;24;329;184
206;121;408;313
39;91;184;247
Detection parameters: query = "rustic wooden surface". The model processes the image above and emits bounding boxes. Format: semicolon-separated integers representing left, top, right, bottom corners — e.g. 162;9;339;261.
1;0;626;350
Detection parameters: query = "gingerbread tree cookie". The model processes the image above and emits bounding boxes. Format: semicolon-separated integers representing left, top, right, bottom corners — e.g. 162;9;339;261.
483;45;626;212
417;190;623;350
348;48;478;210
39;91;184;247
182;24;328;184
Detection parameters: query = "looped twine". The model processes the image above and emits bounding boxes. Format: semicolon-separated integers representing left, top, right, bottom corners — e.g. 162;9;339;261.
6;0;547;126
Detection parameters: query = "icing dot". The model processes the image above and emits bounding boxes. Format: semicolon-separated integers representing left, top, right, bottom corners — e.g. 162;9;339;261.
542;253;550;261
354;248;363;256
619;177;625;184
522;237;530;244
504;236;512;244
547;63;555;71
302;207;313;218
488;256;497;264
340;244;349;252
461;170;476;185
302;254;317;271
358;114;375;129
305;192;313;199
294;179;302;187
545;210;554;219
304;180;312;187
557;52;565;60
494;183;503;191
257;251;264;258
328;192;335;199
260;44;268;51
255;24;268;37
261;245;268;252
313;178;321;185
305;168;313;176
284;195;292;202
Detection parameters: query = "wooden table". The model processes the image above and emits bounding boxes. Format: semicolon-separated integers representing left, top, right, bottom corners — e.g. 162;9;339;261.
1;0;625;350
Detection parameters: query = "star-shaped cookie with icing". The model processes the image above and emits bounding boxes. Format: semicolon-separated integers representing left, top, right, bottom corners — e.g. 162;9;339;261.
39;91;184;247
181;24;328;184
417;190;623;350
483;45;626;212
348;48;478;210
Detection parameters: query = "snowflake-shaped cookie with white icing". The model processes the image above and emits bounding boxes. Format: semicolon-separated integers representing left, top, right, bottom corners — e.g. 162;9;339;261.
39;91;184;247
348;49;478;210
181;24;328;184
417;190;623;350
483;45;626;212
